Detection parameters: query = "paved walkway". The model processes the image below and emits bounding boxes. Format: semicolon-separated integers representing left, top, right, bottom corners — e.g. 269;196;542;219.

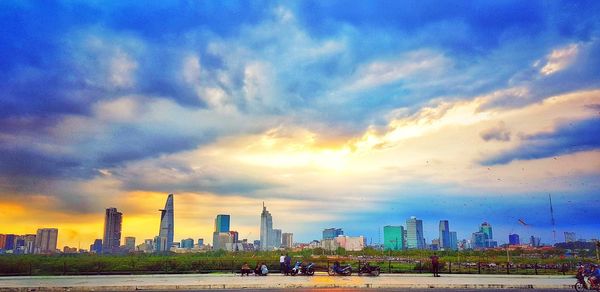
0;273;576;291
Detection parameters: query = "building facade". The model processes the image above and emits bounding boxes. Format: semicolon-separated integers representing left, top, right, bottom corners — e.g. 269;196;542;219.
439;220;450;250
124;237;136;251
282;233;293;248
156;194;174;252
383;225;404;250
90;239;102;253
34;228;58;254
260;203;274;251
406;216;425;249
509;233;520;245
322;228;344;240
103;208;122;253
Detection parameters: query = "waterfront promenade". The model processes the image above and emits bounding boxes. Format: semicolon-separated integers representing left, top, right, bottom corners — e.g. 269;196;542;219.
0;273;575;291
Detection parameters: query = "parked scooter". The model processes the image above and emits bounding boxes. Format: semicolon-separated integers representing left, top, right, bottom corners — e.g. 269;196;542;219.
358;262;380;276
290;261;315;276
301;262;315;276
328;261;352;276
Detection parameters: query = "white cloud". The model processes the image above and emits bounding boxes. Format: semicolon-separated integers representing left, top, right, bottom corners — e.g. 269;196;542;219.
539;43;579;75
348;50;450;91
109;50;137;88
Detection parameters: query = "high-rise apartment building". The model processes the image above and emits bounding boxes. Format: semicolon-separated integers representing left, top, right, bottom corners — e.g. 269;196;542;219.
156;194;174;252
34;228;58;254
272;229;282;248
406;216;424;249
322;228;344;240
103;207;122;253
383;225;404;250
439;220;450;250
282;233;293;248
260;203;274;251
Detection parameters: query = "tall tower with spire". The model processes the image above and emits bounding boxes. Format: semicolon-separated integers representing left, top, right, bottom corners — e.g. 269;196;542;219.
156;194;174;251
260;202;273;251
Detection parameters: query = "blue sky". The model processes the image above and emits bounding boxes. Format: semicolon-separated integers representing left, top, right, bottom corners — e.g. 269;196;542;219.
0;0;599;247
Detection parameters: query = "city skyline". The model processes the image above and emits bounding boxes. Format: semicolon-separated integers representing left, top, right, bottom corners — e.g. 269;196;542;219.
0;200;594;252
1;1;599;249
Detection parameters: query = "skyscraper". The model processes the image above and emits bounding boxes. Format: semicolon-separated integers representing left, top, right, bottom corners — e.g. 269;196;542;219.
449;231;458;250
406;216;424;249
480;222;493;240
157;194;174;252
383;225;404;250
34;228;58;254
479;222;496;248
103;208;122;253
272;229;282;248
212;214;231;250
322;228;344;240
509;234;520;245
260;203;273;251
471;231;486;249
282;233;293;248
215;214;230;233
439;220;450;250
2;234;15;250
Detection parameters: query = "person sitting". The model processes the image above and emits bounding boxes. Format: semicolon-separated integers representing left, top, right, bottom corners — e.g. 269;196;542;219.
241;262;251;276
254;263;262;276
260;262;269;276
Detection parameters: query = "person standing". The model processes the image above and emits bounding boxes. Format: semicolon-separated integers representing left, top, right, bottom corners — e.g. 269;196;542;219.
284;254;291;275
280;254;286;274
430;252;440;277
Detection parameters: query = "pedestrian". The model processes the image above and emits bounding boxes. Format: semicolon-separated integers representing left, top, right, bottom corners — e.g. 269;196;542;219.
284;254;291;275
430;252;440;277
241;262;251;276
279;254;286;274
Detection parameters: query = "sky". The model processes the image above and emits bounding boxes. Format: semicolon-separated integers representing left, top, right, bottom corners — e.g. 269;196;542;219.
1;0;599;249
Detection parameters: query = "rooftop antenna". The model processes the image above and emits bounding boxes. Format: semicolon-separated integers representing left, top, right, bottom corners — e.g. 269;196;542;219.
549;194;556;244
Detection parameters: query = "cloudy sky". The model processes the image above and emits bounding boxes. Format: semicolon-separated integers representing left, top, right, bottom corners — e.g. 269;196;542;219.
1;1;599;248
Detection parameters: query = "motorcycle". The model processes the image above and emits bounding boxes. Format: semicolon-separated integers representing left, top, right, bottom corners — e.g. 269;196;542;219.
358;262;380;276
328;262;352;276
301;262;315;276
574;266;600;292
290;261;315;276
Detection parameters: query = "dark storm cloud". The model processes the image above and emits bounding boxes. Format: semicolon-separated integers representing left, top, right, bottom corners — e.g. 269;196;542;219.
482;118;600;165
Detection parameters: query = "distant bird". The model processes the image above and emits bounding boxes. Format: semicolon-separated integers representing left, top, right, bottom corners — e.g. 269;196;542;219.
518;219;529;226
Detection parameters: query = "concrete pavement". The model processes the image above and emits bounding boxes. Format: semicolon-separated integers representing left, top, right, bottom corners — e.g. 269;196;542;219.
0;273;576;291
